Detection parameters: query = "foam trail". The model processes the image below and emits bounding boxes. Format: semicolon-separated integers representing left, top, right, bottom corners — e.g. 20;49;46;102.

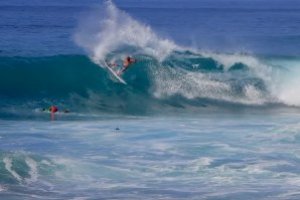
25;157;38;183
75;0;177;64
3;157;22;182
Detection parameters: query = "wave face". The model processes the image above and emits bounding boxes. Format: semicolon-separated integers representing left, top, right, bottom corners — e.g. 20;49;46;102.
1;1;300;116
0;52;299;115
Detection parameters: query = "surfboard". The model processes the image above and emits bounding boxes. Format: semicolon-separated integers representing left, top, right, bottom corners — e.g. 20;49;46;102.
103;61;127;85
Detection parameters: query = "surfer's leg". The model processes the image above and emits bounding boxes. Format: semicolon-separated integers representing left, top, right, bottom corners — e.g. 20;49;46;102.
117;70;122;76
118;67;127;75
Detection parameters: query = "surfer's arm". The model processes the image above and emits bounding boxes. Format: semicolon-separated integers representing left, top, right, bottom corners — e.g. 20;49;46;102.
108;63;118;67
118;58;136;75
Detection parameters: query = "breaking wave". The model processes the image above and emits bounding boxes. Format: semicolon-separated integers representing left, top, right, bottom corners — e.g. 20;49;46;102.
1;1;300;116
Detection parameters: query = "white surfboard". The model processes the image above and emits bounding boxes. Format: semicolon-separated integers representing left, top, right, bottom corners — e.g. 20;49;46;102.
103;61;127;85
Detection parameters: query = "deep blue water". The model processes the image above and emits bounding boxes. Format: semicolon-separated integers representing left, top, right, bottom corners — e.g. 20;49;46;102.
1;0;300;56
1;0;300;199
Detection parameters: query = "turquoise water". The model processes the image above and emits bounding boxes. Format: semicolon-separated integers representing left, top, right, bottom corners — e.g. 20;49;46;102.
1;0;300;199
1;113;300;199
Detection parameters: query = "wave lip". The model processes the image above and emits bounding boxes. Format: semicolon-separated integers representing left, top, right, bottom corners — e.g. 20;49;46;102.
74;0;177;64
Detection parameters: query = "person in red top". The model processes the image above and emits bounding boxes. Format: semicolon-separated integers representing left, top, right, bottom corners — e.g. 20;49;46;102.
49;105;58;113
42;106;69;113
118;56;136;75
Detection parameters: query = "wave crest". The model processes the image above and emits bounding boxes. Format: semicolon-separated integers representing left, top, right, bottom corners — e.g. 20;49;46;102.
75;0;177;63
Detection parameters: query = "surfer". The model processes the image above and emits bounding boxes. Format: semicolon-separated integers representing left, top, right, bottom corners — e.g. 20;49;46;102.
117;56;136;75
42;106;70;113
48;105;58;113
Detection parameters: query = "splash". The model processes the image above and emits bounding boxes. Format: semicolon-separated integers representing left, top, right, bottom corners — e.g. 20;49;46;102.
3;157;22;182
75;0;177;64
270;58;300;106
74;1;281;106
25;157;38;183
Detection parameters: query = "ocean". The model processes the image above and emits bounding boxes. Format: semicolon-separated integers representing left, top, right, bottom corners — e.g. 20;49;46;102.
1;0;300;199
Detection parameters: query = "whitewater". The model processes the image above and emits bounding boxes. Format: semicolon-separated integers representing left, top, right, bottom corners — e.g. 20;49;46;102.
1;0;300;199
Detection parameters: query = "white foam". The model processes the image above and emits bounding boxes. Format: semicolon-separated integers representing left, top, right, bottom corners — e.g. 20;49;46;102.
0;185;7;192
75;0;177;63
25;157;38;183
41;159;52;166
72;197;89;200
152;49;300;106
243;160;292;175
151;142;172;151
207;53;272;80
152;65;270;105
249;57;300;107
276;191;300;199
188;157;214;172
3;157;22;182
275;62;300;106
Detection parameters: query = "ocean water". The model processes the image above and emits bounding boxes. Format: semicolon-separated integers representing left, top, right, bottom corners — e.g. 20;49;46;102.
1;0;300;199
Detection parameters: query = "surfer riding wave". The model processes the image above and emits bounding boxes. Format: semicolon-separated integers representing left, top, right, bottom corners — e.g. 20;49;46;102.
107;56;136;75
120;56;136;74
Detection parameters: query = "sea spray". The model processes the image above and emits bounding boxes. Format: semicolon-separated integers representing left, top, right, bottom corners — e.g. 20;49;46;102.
73;1;279;107
74;0;177;64
271;58;300;106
